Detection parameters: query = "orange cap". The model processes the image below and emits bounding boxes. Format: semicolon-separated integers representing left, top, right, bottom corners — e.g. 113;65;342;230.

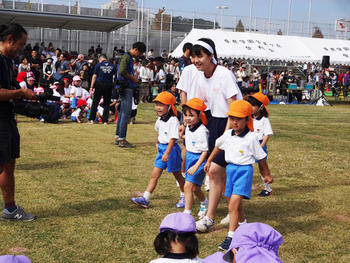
227;100;253;131
251;92;269;116
153;91;177;116
184;98;208;125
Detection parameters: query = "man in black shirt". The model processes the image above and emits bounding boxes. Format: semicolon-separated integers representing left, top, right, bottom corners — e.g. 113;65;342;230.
0;23;36;221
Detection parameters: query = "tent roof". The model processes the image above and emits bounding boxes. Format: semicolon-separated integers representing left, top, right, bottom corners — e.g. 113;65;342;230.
172;29;350;66
0;8;132;32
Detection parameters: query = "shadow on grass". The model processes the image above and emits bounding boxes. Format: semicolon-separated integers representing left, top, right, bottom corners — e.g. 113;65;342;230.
38;198;128;218
16;160;98;170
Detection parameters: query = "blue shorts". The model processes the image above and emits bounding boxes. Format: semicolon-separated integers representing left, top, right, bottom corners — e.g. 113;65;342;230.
225;163;253;199
154;143;182;173
185;151;206;187
71;116;77;122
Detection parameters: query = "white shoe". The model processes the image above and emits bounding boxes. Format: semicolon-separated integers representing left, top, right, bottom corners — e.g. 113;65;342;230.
197;200;208;219
204;175;210;191
196;216;215;233
220;214;230;226
103;122;108;126
88;120;94;124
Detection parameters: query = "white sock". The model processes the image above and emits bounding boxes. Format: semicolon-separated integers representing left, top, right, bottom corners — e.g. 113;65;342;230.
227;231;235;238
261;176;272;192
184;209;192;215
180;192;185;198
143;191;151;201
239;219;247;225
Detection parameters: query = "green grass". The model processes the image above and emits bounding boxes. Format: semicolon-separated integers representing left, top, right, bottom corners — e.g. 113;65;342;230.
1;102;350;262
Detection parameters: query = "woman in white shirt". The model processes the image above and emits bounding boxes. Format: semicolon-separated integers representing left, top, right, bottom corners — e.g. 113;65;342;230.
190;38;243;233
156;62;167;92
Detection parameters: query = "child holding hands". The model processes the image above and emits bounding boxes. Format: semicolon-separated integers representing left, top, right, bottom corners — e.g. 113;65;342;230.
246;92;274;197
182;98;209;218
204;100;273;251
131;92;185;208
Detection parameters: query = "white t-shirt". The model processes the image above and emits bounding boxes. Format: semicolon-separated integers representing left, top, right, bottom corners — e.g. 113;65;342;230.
71;108;81;118
81;88;90;100
140;66;149;82
70;85;84;98
215;129;266;165
176;64;200;101
194;66;242;118
156;69;166;84
97;105;104;116
155;116;179;144
185;124;209;154
150;257;202;263
64;86;71;96
253;117;273;141
19;81;27;89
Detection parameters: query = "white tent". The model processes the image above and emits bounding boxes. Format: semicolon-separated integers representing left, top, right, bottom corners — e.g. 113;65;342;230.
171;29;350;66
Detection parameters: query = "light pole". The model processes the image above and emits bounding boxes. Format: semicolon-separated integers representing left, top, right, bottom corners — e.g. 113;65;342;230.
268;0;273;34
249;0;253;32
287;0;292;35
216;5;229;30
307;0;312;35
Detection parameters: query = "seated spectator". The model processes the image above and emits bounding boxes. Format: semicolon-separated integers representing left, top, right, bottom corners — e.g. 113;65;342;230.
203;222;284;263
150;212;202;263
16;71;27;89
41;57;56;87
18;56;31;73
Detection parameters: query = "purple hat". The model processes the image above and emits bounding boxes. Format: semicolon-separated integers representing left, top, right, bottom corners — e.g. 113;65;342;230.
159;212;196;234
0;255;32;263
224;223;284;263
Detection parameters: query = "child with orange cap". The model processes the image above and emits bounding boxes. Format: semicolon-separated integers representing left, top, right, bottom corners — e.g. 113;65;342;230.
246;92;274;197
182;98;209;218
131;91;185;209
204;100;273;251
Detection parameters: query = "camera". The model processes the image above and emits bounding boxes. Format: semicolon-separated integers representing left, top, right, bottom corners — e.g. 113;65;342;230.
14;93;61;123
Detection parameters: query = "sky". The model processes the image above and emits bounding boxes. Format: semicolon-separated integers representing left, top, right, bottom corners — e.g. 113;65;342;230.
47;0;350;25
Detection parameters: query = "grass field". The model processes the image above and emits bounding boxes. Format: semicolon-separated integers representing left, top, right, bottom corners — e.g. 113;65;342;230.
1;101;350;263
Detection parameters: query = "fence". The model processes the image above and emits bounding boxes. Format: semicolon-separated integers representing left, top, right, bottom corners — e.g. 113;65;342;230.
1;0;346;57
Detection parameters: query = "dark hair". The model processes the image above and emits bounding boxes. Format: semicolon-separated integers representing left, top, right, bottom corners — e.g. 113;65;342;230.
182;105;200;117
246;96;268;117
154;231;199;259
132;42;146;53
192;38;218;62
0;23;27;42
182;42;193;53
99;54;107;60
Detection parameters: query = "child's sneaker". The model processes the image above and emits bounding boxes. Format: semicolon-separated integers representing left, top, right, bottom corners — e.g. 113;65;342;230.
196;216;215;232
220;213;230;226
176;196;185;208
197;200;208;219
0;207;36;222
130;196;149;208
204;175;210;191
258;190;272;197
218;236;233;251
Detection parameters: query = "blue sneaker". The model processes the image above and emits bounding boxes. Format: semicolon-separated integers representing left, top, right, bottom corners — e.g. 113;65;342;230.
131;196;149;208
218;236;233;251
176;196;185;208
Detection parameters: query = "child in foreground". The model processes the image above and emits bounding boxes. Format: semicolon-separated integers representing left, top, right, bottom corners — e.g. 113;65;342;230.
131;92;185;208
182;98;209;218
246;92;274;197
150;212;202;263
204;100;273;251
203;222;284;263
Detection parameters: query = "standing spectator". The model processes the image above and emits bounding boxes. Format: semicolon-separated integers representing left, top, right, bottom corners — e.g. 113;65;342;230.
147;49;154;59
252;67;260;90
235;67;246;88
96;45;103;54
88;54;117;125
139;60;150;102
115;41;146;148
27;50;41;82
54;53;71;81
178;42;193;73
156;63;166;93
343;69;350;98
88;46;95;56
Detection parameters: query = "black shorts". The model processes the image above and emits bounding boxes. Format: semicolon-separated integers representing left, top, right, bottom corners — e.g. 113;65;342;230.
205;111;228;168
0;119;20;165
